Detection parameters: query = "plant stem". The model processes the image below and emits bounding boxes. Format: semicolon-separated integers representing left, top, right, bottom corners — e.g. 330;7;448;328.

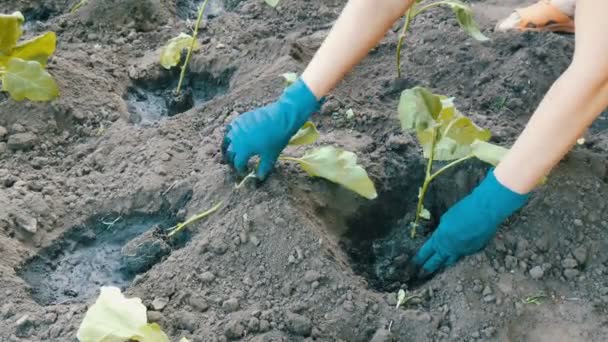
396;8;414;78
176;0;210;96
413;0;449;16
412;128;437;238
428;154;474;182
167;201;222;237
235;171;257;189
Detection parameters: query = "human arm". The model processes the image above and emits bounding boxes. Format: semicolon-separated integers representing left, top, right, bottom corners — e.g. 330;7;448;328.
222;0;415;179
413;0;608;275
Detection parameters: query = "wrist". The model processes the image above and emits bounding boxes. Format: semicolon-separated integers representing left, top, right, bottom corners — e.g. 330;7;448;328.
475;169;530;218
281;78;322;121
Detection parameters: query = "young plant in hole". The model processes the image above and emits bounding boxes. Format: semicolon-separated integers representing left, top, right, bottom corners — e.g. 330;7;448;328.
396;0;488;77
160;0;210;96
0;11;59;101
235;73;378;200
398;86;509;237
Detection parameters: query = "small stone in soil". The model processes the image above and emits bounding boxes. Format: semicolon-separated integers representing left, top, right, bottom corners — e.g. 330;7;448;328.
286;312;312;336
224;319;245;339
529;266;544;279
200;271;215;283
564;269;580;279
304;270;321;283
573;246;588;266
222;298;239;312
561;258;578;269
151;297;169;311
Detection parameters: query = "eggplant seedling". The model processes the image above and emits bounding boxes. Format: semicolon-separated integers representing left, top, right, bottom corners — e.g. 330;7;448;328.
396;0;488;77
398;86;509;237
0;12;59;101
160;0;210;96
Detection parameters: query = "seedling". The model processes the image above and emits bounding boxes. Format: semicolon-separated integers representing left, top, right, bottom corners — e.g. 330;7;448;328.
398;86;509;237
396;0;488;77
0;12;59;101
522;293;546;305
167;201;223;237
77;286;190;342
265;0;281;8
70;0;89;13
396;289;421;309
234;73;378;200
160;0;210;96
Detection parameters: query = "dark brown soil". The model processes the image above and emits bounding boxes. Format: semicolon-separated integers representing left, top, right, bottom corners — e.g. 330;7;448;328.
1;0;608;341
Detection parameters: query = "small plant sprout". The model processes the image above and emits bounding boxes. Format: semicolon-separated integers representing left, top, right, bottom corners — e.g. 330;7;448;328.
167;201;223;237
396;0;488;77
396;289;421;309
160;0;210;96
522;293;547;305
0;12;59;101
398;86;509;237
70;0;89;14
265;0;281;8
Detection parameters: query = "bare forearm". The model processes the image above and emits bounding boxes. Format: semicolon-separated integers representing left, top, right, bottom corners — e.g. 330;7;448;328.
302;0;414;98
495;67;608;193
495;0;608;194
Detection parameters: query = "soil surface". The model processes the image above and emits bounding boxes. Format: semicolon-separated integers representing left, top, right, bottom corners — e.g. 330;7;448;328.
1;0;608;341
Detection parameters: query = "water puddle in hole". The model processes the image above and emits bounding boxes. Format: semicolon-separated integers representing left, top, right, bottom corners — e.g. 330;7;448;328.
18;213;183;305
125;69;233;125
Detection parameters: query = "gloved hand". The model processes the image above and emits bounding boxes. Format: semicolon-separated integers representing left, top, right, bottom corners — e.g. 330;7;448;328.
222;79;321;180
412;170;529;276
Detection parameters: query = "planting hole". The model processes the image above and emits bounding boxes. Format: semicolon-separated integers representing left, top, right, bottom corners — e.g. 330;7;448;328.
125;68;234;125
18;213;189;305
339;154;487;292
177;0;227;20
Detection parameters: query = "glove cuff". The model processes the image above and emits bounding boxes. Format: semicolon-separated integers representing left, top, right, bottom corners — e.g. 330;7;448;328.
281;78;322;122
476;169;530;218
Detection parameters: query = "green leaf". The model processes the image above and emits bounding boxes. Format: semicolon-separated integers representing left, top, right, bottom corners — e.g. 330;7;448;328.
180;338;191;342
288;146;378;199
398;87;442;132
2;58;59;101
430;135;473;160
281;72;298;86
289;121;320;146
442;115;491;145
420;207;431;220
2;32;57;66
0;12;24;56
345;108;355;120
396;289;406;309
77;286;148;342
160;33;199;69
265;0;281;8
470;140;508;166
444;0;489;42
134;323;170;342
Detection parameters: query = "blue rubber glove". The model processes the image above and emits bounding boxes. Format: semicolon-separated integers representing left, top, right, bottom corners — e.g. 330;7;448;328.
222;79;321;180
412;170;529;276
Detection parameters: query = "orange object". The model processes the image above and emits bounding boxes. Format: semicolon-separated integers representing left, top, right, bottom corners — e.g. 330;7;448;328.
515;0;575;33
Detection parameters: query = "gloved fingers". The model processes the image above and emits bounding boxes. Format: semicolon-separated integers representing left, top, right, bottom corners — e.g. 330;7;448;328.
221;125;234;163
420;252;447;275
445;255;460;267
234;150;255;175
256;151;280;181
412;238;436;266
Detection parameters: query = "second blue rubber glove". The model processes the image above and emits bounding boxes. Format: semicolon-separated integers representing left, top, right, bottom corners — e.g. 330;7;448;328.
222;79;321;180
413;170;530;275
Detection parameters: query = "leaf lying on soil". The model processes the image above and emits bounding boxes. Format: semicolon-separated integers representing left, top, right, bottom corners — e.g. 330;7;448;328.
283;146;377;200
265;0;281;8
77;286;149;342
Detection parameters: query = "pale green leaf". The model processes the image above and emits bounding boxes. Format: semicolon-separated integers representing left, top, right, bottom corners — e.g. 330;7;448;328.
345;108;355;120
265;0;281;8
133;323;170;342
76;286;147;342
2;58;59;101
396;289;406;309
289;121;320;146
290;146;377;199
428;135;473;161
420;207;431;220
470;140;508;166
444;0;489;42
442;115;491;145
398;87;442;132
281;72;298;86
0;12;24;56
180;338;191;342
160;33;199;69
2;32;57;66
